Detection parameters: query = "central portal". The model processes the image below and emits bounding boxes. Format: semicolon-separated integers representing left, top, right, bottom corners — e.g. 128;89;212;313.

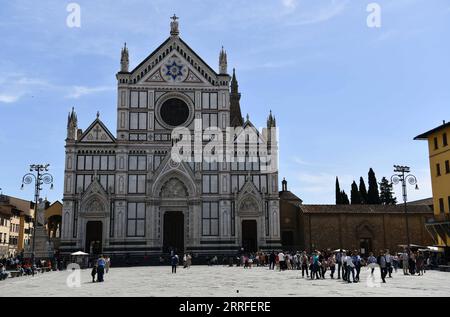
85;221;102;255
242;220;258;253
163;211;184;254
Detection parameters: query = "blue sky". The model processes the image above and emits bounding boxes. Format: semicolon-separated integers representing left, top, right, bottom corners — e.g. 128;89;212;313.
0;0;449;204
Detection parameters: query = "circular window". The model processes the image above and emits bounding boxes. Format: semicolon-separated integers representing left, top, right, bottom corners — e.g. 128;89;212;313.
160;98;190;127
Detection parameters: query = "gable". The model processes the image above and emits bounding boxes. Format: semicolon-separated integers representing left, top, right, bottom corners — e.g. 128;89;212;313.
131;37;219;86
79;119;116;143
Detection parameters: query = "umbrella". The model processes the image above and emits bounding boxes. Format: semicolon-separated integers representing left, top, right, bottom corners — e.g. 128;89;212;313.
71;251;89;256
332;249;347;253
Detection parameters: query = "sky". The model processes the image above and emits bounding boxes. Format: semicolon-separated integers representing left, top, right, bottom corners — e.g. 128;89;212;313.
0;0;449;204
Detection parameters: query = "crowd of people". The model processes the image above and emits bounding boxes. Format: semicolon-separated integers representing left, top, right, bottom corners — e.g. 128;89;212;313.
227;248;432;283
0;254;62;279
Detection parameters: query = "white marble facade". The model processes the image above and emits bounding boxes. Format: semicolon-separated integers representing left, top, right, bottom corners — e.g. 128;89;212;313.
60;18;281;256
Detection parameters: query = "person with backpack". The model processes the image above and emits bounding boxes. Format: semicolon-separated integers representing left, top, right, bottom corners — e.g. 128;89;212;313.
97;255;106;282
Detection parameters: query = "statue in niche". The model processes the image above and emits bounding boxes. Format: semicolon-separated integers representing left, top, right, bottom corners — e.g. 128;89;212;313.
160;178;187;198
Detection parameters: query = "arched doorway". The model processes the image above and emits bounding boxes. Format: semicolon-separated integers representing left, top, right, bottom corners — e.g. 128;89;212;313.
242;220;258;252
85;221;103;255
163;211;184;254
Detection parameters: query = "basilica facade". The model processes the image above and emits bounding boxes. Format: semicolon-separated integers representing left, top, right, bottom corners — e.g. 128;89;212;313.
60;17;281;257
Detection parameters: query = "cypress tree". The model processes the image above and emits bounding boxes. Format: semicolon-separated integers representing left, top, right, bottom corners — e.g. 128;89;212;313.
359;177;368;204
341;190;350;205
336;177;342;205
367;168;380;204
379;177;397;205
351;181;362;204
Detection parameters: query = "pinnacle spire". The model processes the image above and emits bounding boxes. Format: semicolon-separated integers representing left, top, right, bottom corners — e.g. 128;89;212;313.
219;46;228;74
120;42;129;72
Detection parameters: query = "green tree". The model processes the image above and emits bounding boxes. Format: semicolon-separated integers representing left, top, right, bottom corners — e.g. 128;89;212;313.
359;177;368;204
379;177;397;205
351;181;362;204
336;177;343;204
341;190;350;205
367;168;380;204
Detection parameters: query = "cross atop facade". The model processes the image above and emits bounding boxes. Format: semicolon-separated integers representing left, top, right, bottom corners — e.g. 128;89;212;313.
170;14;180;36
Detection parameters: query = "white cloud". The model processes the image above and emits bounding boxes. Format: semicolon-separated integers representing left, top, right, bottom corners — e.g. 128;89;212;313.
66;86;114;99
281;0;298;10
0;94;21;103
288;0;349;26
0;73;114;103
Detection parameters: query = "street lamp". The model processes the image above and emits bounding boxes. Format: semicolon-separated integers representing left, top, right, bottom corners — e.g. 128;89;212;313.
391;165;418;252
21;164;54;265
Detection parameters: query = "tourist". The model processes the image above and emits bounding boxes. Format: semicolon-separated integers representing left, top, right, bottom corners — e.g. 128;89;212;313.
409;251;417;275
393;253;399;273
345;252;356;283
336;249;343;279
269;251;276;270
342;252;348;281
278;251;285;271
300;251;309;278
327;253;336;279
319;252;327;279
183;254;187;268
91;265;97;283
401;249;409;275
105;256;111;274
97;255;106;282
171;254;179;274
385;250;393;278
286;253;292;270
353;251;362;282
416;252;425;276
187;253;192;268
377;250;387;283
0;264;8;281
367;252;377;275
311;252;320;280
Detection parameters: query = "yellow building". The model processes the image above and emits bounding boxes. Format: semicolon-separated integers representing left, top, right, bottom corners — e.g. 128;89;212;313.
415;120;450;248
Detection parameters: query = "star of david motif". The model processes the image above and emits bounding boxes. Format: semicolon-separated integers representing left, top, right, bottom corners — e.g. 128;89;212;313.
165;61;184;80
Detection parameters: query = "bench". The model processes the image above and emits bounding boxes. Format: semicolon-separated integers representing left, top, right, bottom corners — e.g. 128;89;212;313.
438;265;450;272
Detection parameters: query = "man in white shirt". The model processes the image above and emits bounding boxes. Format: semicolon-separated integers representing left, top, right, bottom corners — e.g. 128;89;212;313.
385;250;393;278
341;252;348;281
278;252;285;271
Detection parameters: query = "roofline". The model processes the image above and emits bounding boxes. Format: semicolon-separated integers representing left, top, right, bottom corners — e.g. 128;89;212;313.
129;36;219;78
78;118;117;143
414;121;450;140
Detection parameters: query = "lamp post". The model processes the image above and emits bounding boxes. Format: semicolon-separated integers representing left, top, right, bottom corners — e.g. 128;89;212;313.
391;165;418;252
21;164;53;265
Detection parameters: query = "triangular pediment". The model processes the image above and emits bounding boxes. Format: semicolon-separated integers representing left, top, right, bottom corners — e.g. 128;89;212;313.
79;119;116;143
233;120;267;145
238;176;263;198
130;37;220;86
150;154;198;196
